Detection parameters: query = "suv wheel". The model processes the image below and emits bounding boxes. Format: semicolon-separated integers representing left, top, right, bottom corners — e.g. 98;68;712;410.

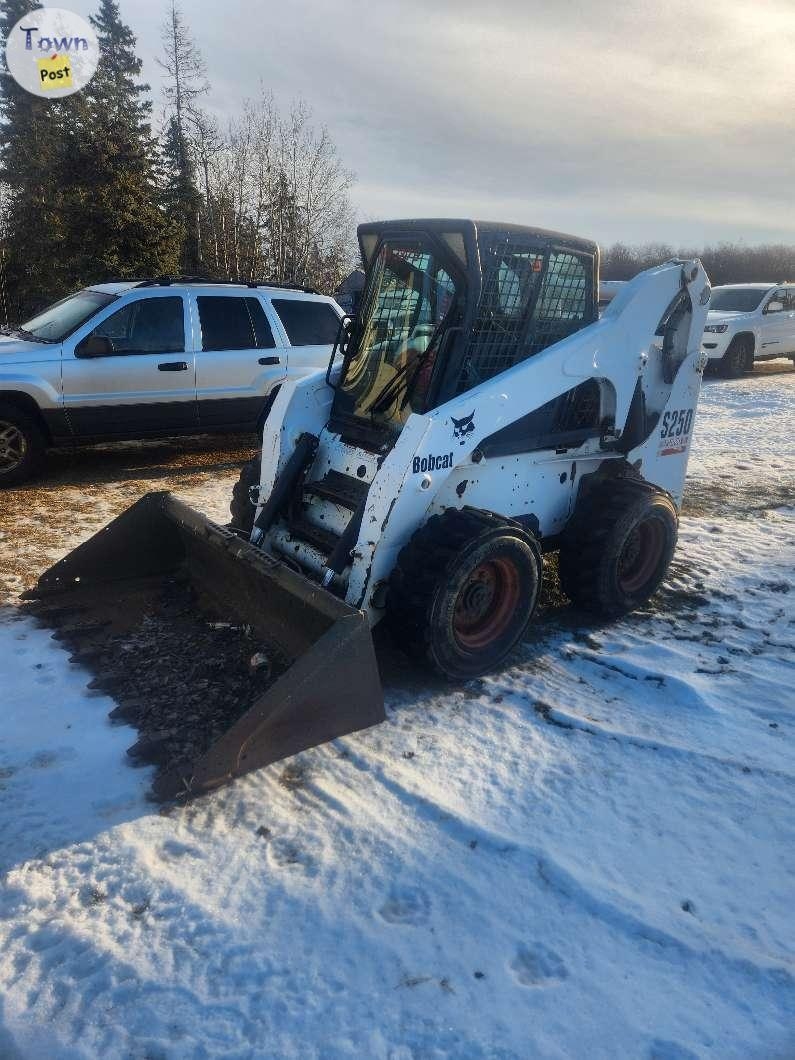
720;336;754;378
0;402;46;487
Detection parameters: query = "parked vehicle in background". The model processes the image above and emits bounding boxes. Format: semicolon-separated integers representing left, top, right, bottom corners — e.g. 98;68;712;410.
702;283;795;376
598;279;626;313
335;268;365;316
0;279;344;485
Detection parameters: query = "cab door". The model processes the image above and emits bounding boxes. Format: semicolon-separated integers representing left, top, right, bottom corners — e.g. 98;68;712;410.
62;293;196;438
193;294;287;430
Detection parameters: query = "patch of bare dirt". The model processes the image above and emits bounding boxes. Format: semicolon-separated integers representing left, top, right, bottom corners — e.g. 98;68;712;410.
682;477;795;519
0;435;255;600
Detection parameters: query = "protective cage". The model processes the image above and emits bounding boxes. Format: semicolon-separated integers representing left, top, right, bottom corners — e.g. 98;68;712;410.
23;493;385;800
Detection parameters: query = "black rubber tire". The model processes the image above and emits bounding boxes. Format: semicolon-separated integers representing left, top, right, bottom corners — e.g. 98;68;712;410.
559;478;678;618
386;507;542;680
0;401;47;487
719;335;754;378
229;454;261;536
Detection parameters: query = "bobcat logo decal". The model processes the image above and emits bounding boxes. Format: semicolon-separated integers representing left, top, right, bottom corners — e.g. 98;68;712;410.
451;411;475;445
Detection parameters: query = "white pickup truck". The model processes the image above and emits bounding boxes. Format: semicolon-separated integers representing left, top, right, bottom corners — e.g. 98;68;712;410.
0;279;343;485
702;283;795;376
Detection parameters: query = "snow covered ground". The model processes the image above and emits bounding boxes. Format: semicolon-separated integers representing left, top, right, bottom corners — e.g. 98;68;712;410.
0;368;793;1059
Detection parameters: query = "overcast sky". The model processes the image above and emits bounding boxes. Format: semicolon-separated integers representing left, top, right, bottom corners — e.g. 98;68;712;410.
66;0;795;248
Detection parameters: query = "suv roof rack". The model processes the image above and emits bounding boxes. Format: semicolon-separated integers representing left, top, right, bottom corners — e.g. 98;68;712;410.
135;276;319;294
246;280;319;294
135;275;213;287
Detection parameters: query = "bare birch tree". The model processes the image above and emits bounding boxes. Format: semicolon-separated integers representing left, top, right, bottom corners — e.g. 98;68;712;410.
158;0;208;271
195;93;356;292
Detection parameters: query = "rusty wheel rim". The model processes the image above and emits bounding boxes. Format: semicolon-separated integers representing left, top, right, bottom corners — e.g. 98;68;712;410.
453;557;521;650
0;420;26;475
618;517;666;594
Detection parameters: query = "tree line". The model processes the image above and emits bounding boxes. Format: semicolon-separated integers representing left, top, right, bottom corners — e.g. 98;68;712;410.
1;1;793;324
601;242;795;285
0;0;354;321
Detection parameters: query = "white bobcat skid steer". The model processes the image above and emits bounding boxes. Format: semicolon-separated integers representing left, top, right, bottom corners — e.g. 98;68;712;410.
27;218;709;800
237;219;710;683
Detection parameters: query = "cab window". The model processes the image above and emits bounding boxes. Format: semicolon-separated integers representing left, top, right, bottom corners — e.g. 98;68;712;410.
461;243;594;388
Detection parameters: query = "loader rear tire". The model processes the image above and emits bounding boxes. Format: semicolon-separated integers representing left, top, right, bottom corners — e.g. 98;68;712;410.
229;454;261;536
387;508;542;681
559;478;678;618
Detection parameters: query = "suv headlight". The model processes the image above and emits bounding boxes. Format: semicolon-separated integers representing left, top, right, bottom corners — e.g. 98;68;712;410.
704;323;729;333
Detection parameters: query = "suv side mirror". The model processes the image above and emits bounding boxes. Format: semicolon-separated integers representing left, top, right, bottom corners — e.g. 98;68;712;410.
76;334;113;358
765;300;784;313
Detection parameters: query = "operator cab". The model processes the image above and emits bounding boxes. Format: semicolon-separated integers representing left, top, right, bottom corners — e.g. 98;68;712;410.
329;219;599;448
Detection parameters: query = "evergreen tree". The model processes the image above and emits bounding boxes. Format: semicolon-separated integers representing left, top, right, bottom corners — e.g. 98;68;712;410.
0;0;77;315
1;0;178;314
160;114;203;274
158;0;207;273
58;0;179;282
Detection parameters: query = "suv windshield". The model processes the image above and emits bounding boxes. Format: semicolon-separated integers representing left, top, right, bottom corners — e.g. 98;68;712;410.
709;288;767;313
339;240;458;429
20;289;117;342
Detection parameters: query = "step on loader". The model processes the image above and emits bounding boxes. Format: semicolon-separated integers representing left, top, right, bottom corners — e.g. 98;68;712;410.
26;219;711;799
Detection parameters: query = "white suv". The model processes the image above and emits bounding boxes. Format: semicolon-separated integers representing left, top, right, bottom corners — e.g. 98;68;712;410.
702;283;795;376
0;279;343;485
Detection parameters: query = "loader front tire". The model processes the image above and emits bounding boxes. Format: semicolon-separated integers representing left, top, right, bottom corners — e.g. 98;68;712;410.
229;454;261;536
559;478;678;618
387;508;542;680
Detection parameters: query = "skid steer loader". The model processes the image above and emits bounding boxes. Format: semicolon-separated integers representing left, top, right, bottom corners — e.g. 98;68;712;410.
26;219;711;800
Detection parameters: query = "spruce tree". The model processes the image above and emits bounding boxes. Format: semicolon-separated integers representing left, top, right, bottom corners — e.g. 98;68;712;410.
1;0;179;311
0;0;76;314
158;0;207;274
160;115;203;274
60;0;179;282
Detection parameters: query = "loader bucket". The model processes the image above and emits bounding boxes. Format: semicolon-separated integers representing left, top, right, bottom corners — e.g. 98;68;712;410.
24;492;385;800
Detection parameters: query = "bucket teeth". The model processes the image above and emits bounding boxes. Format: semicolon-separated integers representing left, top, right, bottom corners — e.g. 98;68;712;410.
127;733;173;766
87;674;128;694
29;604;89;625
69;649;109;668
54;620;111;641
108;700;146;724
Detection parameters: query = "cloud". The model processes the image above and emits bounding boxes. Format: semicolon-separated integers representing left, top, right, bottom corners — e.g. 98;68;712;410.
66;0;795;245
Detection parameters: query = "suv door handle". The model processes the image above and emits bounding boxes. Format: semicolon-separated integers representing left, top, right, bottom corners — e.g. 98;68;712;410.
158;361;189;371
258;356;280;365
